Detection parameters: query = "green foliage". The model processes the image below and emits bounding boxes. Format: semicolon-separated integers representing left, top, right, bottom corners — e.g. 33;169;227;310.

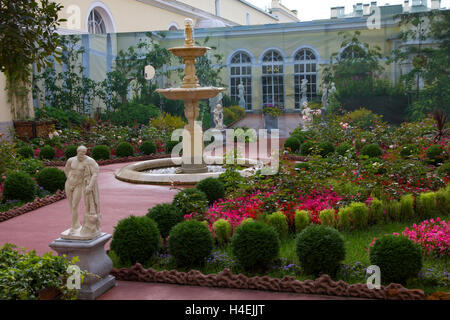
435;186;450;215
3;172;36;201
101;104;161;127
34;107;84;128
172;188;208;217
116;142;134;158
218;167;246;194
110;216;160;265
300;141;314;156
426;145;448;165
266;211;289;238
400;144;419;159
361;143;382;158
165;140;180;154
213;219;232;246
146;203;183;238
338;206;352;231
19;158;44;177
139;141;157;155
228;105;245;120
319;209;336;227
295;210;310;233
386;200;402;222
168;220;214;267
369;235;423;285
336;143;352;156
368;198;384;225
231;221;280;271
39;145;55;160
290;129;312;144
400;194;415;221
437;162;450;176
17;146;33;159
36;167;66;193
349;202;369;229
150;113;185;141
284;137;301;153
91;145;111;161
318;141;335;157
416;192;438;218
295;162;311;171
196;177;225;205
64;145;77;160
295;225;346;277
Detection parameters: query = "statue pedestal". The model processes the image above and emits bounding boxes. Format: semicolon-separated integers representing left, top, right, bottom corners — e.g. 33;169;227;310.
49;233;115;300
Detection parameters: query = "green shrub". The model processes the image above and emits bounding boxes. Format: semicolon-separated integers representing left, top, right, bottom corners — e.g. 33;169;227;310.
349;202;369;229
266;211;289;238
426;145;448;165
318;141;335;157
91;145;111;161
400;144;419;159
19;158;44;177
361;143;382;158
116;142;134;158
213;219;232;246
240;218;254;226
139;141;157;155
36;167;66;193
290;130;311;144
17;146;34;159
165;140;181;154
196;177;225;205
284;137;301;153
295;162;311;171
319;209;336;227
338;206;352;231
369;235;422;285
168;220;214;267
368;198;384;225
295;225;345;277
416;192;438;218
300;141;314;156
39;145;56;160
146;203;183;238
386;200;402;222
64;145;77;160
3;172;36;201
336;143;352;156
437;162;450;176
231;221;280;271
400;194;415;220
110;216;160;265
295;210;310;232
172;188;208;216
435;187;450;215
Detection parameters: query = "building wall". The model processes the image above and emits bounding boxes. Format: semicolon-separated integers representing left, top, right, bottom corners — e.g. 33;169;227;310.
0;73;13;138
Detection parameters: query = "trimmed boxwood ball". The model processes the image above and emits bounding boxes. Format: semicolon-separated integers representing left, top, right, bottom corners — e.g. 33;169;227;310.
295;225;345;277
139;141;157;155
369;235;422;285
336;143;352;156
3;172;36;201
426;144;448;165
146;203;183;238
110;216;160;265
266;211;289;238
284;136;301;153
361;143;382;158
196;177;225;205
172;188;208;216
91;145;111;161
231;221;280;271
116;142;134;157
295;210;310;232
65;145;78;160
36;167;66;193
318;141;335;157
213;219;232;246
39;145;56;160
168;220;214;267
17;146;34;158
165;139;182;154
300;141;314;156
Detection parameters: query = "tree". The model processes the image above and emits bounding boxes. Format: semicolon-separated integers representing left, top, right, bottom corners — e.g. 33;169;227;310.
0;0;65;119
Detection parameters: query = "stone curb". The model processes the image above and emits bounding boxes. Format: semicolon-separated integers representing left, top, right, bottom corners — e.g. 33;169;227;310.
43;154;172;167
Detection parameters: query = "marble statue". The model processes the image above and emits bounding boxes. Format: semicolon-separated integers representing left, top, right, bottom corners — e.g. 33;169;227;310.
321;83;328;109
62;146;101;240
213;104;224;130
330;82;337;96
209;92;222;111
300;78;308;105
301;101;313;130
238;82;246;109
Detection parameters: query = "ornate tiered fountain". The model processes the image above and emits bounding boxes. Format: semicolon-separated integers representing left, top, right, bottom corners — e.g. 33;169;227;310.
115;19;256;184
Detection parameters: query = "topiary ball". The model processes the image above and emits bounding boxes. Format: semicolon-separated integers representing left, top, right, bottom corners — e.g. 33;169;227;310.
17;146;34;159
284;136;301;153
266;211;289;238
3;172;36;201
168;220;214;267
295;225;345;277
139;141;157;155
39;145;56;160
196;177;225;205
295;210;310;232
91;145;111;161
361;143;383;158
110;215;161;265
231;221;280;271
300;141;314;156
36;167;66;193
318;141;335;157
116;142;134;158
172;188;208;216
336;143;352;156
213;219;232;246
165;139;182;154
146;203;183;238
369;235;423;285
426;144;448;165
65;145;78;160
19;158;44;177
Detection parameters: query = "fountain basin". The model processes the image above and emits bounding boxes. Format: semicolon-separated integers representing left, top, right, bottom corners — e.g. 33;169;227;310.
156;87;226;100
169;46;210;58
114;157;258;185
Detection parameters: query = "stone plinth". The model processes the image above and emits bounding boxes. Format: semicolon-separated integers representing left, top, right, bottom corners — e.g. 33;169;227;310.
49;233;115;300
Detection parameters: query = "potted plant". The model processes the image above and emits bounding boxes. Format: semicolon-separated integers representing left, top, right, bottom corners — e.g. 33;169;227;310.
263;105;283;130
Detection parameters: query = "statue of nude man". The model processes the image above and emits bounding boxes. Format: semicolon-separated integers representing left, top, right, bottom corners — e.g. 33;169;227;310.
63;146;101;239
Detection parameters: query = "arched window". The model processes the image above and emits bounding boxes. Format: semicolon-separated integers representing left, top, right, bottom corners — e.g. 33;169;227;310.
294;48;318;108
88;8;106;34
262;50;284;108
340;44;366;60
86;4;115;34
229;51;252;110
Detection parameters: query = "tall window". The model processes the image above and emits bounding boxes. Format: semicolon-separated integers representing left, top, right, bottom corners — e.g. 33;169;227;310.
262;50;284;108
88;9;106;34
230;52;252;110
340;44;365;60
294;48;317;108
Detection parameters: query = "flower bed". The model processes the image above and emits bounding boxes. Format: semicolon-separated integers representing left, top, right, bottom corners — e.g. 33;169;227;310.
402;218;449;257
